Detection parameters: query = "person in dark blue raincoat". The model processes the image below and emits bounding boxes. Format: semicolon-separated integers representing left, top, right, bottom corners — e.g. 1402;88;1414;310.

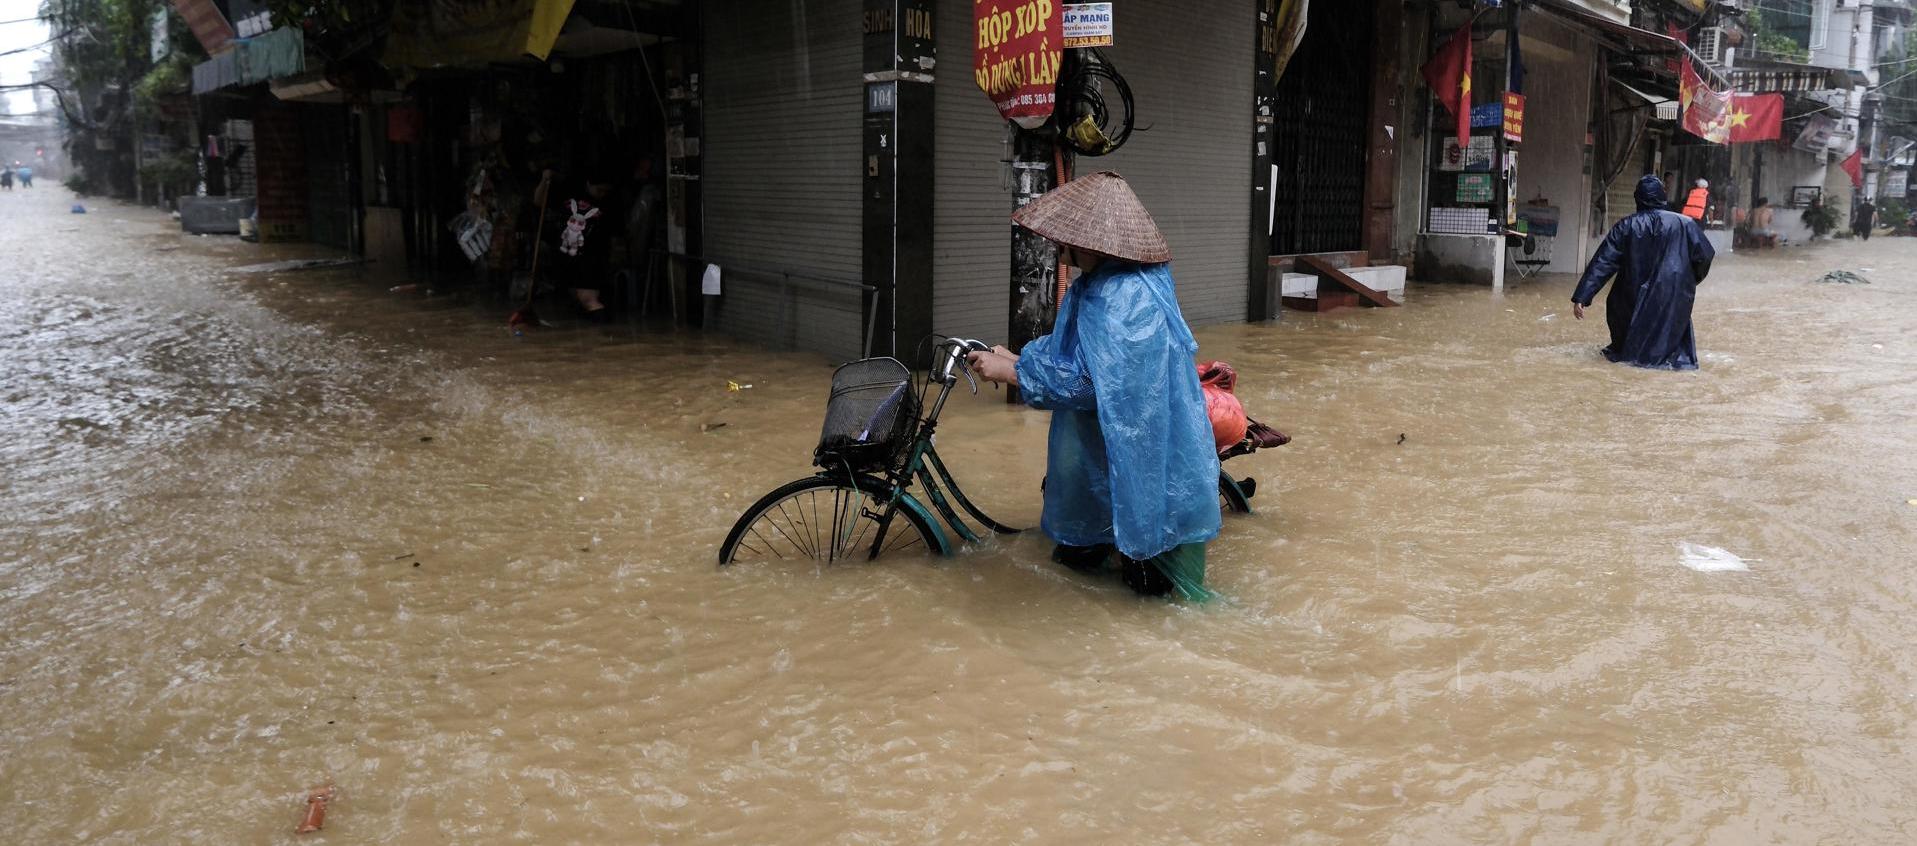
1572;175;1716;370
964;172;1221;600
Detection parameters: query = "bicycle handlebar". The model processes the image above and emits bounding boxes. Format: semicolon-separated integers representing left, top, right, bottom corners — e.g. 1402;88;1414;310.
936;337;992;384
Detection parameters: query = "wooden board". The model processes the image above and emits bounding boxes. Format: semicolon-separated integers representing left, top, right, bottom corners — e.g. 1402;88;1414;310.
1298;254;1399;309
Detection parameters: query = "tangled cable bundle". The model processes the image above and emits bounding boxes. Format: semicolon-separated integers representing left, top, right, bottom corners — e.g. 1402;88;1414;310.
1054;49;1139;157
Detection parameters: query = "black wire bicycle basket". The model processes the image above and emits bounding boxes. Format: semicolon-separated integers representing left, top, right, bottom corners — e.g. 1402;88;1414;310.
814;357;920;472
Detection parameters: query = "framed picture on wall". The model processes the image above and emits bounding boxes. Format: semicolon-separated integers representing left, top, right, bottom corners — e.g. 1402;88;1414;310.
1789;185;1822;208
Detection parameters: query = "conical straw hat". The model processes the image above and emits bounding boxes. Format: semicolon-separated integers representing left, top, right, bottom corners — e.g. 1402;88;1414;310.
1011;171;1171;264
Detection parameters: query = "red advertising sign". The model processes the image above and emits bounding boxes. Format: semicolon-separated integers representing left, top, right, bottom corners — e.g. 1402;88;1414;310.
974;0;1062;128
1502;92;1525;143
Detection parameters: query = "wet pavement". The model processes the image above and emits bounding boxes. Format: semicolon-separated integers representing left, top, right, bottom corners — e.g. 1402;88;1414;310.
4;185;1916;843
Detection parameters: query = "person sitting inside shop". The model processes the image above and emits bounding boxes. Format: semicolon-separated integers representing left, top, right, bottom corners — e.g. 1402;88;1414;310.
964;171;1222;600
534;166;617;322
1744;197;1779;249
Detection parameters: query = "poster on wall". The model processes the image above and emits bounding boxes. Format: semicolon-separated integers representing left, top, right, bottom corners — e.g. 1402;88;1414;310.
975;0;1063;128
1437;135;1496;172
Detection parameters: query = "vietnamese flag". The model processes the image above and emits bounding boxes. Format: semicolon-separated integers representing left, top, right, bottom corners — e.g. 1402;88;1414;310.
1728;94;1783;144
1422;20;1474;146
1841;148;1864;189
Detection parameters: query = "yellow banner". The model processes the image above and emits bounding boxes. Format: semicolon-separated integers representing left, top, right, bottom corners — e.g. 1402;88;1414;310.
386;0;577;70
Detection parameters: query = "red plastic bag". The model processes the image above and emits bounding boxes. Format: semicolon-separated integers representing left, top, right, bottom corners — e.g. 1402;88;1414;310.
1196;361;1248;451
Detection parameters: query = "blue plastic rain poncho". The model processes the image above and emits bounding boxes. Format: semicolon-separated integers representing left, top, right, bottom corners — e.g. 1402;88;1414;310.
1014;262;1222;572
1573;175;1716;370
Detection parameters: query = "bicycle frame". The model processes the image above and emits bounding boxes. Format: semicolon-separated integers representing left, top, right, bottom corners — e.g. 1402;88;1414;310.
851;338;1020;559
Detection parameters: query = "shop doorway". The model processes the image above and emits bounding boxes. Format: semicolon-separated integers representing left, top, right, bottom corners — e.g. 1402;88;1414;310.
1269;0;1374;256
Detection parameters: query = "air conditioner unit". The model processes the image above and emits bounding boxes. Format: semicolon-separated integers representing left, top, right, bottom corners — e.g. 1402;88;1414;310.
1696;27;1728;66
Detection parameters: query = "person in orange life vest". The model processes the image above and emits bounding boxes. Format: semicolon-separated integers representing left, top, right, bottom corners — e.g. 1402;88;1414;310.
1681;179;1710;222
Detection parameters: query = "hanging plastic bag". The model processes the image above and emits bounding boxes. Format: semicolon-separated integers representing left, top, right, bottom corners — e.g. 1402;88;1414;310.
1196;360;1248;451
453;213;493;263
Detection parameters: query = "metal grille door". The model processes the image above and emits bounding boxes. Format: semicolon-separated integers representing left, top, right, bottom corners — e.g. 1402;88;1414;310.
1270;1;1373;256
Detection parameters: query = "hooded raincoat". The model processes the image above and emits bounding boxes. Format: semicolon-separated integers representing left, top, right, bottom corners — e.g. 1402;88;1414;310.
1014;262;1222;569
1573;175;1716;370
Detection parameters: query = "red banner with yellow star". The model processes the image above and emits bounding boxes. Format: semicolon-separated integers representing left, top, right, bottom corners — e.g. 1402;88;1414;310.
1728;94;1783;144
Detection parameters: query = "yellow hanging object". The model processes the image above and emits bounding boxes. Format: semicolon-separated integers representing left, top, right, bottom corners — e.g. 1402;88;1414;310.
1068;114;1114;155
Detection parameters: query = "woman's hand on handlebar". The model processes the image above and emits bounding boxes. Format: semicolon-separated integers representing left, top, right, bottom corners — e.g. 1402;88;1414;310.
990;345;1018;361
966;350;1020;387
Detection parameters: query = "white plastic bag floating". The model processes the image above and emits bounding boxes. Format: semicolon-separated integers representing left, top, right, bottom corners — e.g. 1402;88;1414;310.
1677;542;1749;573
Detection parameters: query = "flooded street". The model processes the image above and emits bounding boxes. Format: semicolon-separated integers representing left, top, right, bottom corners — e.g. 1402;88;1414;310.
5;184;1916;843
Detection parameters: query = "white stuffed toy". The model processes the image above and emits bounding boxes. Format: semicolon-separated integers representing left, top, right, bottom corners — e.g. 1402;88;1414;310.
560;199;601;257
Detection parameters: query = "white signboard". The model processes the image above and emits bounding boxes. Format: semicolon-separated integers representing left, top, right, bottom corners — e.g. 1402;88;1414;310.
1887;169;1909;199
1062;3;1114;48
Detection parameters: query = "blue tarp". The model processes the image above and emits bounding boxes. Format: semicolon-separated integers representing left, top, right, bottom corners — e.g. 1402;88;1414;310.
1015;262;1222;564
1573;175;1717;370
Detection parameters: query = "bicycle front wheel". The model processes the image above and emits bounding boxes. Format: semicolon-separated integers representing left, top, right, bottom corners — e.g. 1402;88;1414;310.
718;475;943;566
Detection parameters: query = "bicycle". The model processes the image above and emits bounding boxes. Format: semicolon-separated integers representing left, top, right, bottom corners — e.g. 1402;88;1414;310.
718;337;1274;566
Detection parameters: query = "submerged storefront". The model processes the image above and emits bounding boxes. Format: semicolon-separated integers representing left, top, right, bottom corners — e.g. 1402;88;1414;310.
696;0;1417;359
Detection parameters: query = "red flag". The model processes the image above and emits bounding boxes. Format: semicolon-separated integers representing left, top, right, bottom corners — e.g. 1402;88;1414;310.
1422;21;1474;145
1841;148;1864;189
1728;94;1783;144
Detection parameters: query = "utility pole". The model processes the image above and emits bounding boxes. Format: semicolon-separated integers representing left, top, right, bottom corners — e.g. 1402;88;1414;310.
1005;127;1057;404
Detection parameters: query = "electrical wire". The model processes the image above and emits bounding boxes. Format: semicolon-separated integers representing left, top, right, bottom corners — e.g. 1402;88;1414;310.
0;30;68;57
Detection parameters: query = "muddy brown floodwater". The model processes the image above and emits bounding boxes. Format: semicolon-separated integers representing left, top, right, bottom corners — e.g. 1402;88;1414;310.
4;185;1916;843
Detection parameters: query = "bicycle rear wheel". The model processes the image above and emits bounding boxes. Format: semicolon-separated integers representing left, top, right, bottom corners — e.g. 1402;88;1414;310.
1219;471;1254;515
719;474;943;566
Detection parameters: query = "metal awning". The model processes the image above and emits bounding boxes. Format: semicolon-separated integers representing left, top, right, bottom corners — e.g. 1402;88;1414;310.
1730;64;1862;93
1528;0;1730;89
1614;80;1681;122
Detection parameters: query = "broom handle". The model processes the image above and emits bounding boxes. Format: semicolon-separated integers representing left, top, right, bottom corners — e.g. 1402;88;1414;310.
524;179;553;308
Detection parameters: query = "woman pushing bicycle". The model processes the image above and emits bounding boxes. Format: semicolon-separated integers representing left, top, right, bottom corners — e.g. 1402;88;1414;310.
965;172;1221;600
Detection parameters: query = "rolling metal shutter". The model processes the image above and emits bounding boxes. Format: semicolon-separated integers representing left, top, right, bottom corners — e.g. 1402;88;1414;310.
1087;1;1253;327
933;0;1014;345
703;0;864;360
934;0;1254;338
